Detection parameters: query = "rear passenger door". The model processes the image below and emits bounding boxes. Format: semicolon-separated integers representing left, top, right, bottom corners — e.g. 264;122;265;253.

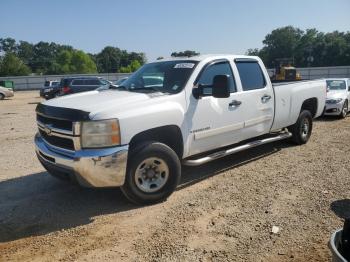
70;79;85;93
233;59;274;140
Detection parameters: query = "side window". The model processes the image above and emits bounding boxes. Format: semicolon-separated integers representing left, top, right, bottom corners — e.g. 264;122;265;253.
71;79;84;86
235;61;266;91
198;62;236;93
348;80;350;91
85;79;100;85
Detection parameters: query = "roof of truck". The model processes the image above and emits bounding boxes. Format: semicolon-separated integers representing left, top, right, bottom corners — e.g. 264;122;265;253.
154;54;259;62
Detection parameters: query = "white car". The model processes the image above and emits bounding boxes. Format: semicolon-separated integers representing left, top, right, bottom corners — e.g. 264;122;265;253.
324;79;350;118
34;54;326;204
0;86;14;100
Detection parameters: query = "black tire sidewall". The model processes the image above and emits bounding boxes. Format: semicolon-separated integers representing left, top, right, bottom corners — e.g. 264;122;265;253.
292;110;313;144
0;94;4;100
121;142;181;205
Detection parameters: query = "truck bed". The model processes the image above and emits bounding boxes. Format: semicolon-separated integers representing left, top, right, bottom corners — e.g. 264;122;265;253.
271;79;326;131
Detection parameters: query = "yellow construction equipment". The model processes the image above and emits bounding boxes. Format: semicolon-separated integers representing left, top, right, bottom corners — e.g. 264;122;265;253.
271;58;302;82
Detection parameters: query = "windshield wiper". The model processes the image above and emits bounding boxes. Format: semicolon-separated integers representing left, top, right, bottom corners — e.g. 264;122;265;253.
109;85;127;90
129;86;160;93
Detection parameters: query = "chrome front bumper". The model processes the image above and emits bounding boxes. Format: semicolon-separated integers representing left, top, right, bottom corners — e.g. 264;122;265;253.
324;102;343;115
35;133;128;187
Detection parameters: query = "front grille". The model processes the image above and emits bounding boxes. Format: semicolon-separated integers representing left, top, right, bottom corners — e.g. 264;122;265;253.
39;129;75;151
37;114;73;131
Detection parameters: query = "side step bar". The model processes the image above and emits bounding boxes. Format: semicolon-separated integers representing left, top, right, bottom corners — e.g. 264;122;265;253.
183;132;292;166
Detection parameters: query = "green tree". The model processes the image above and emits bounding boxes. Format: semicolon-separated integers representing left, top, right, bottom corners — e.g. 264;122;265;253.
55;50;73;74
171;50;200;57
96;47;145;73
0;52;31;76
118;59;141;73
54;50;97;74
96;46;121;73
247;26;350;67
0;38;17;53
70;50;97;73
130;60;141;71
17;40;34;65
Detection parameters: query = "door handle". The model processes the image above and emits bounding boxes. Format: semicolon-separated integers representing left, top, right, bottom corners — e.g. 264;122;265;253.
261;95;272;103
229;100;242;107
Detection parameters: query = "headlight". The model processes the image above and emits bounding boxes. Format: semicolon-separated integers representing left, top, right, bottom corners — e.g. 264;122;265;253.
81;119;120;148
335;98;343;104
326;98;343;104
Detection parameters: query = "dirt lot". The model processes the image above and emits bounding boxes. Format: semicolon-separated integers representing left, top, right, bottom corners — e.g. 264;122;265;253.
0;91;349;261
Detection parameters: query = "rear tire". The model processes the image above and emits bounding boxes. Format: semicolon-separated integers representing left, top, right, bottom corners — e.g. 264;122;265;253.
339;100;348;119
290;110;313;145
121;142;181;205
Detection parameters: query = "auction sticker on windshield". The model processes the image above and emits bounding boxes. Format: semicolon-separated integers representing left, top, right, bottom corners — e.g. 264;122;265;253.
174;63;195;69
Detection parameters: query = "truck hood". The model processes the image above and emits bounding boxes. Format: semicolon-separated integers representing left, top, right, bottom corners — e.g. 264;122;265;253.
43;90;166;118
326;90;347;100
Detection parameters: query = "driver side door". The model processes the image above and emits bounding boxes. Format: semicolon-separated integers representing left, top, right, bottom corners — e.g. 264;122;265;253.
188;60;246;156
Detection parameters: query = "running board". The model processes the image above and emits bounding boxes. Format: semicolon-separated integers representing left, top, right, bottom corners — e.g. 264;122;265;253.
183;132;292;166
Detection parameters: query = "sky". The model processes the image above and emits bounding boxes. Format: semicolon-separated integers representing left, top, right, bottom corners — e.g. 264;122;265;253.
1;0;349;61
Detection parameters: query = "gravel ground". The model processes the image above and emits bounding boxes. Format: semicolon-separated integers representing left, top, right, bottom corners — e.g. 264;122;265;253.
0;91;349;261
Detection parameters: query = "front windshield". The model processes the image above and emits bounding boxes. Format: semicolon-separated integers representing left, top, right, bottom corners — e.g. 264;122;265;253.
326;80;346;90
121;60;198;94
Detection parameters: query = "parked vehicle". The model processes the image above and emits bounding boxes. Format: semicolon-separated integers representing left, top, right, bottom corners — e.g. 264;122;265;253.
270;58;302;82
0;80;15;90
40;80;60;99
0;85;14;100
324;78;350;118
34;55;326;204
115;77;128;86
59;76;111;96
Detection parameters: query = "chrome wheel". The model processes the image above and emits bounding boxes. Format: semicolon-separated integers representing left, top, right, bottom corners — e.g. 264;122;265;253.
301;118;310;140
342;102;348;118
134;157;169;193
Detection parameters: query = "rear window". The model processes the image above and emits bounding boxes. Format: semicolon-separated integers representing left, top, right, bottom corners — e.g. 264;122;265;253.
44;81;50;87
235;60;266;91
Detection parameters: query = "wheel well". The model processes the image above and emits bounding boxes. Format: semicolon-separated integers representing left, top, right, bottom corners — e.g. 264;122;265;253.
129;125;184;158
301;98;318;117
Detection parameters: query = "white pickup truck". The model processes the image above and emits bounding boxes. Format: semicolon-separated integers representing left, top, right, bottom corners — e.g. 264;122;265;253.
34;55;326;204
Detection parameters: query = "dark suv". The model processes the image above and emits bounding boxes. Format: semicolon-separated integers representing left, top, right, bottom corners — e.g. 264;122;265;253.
59;77;111;96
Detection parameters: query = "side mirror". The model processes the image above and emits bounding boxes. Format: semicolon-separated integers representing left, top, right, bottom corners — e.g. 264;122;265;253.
212;75;230;98
192;75;230;99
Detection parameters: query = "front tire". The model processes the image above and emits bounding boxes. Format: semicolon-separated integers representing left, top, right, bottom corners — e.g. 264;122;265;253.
0;93;5;100
339;100;348;119
290;110;313;145
121;142;181;205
